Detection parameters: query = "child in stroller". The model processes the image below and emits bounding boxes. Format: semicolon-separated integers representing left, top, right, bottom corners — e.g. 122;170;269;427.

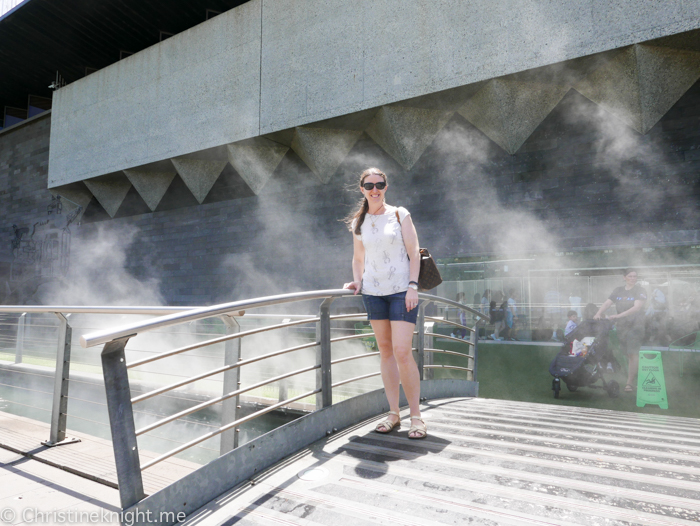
549;318;621;398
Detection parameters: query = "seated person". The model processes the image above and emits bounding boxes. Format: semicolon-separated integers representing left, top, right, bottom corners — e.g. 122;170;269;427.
565;310;578;336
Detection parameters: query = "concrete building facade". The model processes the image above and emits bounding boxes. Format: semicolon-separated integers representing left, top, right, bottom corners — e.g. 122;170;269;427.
3;1;700;305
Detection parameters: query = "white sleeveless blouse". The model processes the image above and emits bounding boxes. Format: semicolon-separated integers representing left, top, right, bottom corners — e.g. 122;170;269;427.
353;205;411;296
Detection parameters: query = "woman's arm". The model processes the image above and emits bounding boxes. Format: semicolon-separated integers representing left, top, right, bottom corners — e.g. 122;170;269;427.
593;299;614;320
343;234;365;295
401;214;421;309
609;299;645;320
401;215;421;281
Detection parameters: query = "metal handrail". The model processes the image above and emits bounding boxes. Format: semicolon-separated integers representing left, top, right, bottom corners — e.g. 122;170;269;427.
130;341;320;404
140;387;322;471
426;317;475;332
2;289;482;510
423;364;472;372
425;332;475;346
126;315;320;369
80;289;357;348
135;364;321;436
424;348;474;360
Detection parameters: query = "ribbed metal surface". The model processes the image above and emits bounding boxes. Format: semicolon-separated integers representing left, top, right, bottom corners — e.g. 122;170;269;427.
190;398;700;526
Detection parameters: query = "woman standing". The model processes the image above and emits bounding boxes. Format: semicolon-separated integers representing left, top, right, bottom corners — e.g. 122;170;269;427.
343;167;426;439
594;269;647;392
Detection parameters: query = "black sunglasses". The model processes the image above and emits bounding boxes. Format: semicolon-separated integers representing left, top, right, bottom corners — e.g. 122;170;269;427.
362;182;386;190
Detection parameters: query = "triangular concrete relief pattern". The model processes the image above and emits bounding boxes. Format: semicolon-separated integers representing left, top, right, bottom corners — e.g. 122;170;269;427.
226;137;289;195
124;169;177;211
290;127;363;183
49;182;93;220
366;106;453;170
574;44;700;133
171;159;227;203
83;172;132;218
574;46;645;132
458;78;570;154
636;45;700;133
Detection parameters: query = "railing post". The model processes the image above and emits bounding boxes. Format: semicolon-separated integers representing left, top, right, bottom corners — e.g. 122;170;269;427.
470;318;480;382
15;313;26;364
220;315;241;455
423;320;434;380
43;313;79;447
416;302;428;381
316;298;334;410
101;336;145;509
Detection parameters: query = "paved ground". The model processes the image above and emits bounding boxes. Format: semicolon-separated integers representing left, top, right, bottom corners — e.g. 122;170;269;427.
0;448;121;525
179;397;700;526
3;398;700;525
0;412;200;525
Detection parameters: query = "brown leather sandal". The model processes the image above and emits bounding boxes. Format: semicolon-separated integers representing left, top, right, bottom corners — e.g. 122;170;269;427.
375;411;401;433
408;415;427;439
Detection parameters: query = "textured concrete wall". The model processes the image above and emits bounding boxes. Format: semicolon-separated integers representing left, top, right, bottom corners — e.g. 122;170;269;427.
48;0;262;187
48;0;700;187
6;78;700;306
0;113;52;261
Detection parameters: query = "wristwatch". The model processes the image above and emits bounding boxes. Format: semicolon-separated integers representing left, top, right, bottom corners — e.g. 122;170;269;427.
408;281;418;291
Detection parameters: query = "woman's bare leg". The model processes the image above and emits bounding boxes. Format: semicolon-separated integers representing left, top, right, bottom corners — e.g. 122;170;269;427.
390;320;423;436
370;319;400;426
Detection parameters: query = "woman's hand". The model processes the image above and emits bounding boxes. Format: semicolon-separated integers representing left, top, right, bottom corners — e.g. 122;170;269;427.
344;281;362;295
406;287;419;311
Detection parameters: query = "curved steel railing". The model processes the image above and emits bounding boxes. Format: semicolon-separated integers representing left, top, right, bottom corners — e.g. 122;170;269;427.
1;290;487;510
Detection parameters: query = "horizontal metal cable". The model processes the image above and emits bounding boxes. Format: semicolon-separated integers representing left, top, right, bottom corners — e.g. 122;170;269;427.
127;316;320;369
135;364;321;436
0;381;53;396
65;413;110;427
0;369;58;380
140;387;321;471
330;352;380;365
66;394;107;406
331;371;381;388
0;399;51;412
424;332;474;346
423;348;474;360
423;364;473;372
425;317;474;332
131;341;319;404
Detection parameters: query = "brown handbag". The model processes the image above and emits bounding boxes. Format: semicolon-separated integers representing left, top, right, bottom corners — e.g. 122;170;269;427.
395;210;443;291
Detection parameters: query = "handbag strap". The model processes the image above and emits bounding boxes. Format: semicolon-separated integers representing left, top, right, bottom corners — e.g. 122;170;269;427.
395;210;401;224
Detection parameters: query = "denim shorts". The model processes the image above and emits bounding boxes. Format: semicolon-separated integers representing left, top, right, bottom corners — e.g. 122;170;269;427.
362;291;418;324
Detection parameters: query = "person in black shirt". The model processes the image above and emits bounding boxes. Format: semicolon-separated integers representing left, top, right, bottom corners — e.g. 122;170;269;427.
594;269;647;392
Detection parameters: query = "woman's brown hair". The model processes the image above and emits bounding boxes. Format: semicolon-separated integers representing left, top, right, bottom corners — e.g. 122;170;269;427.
344;168;387;235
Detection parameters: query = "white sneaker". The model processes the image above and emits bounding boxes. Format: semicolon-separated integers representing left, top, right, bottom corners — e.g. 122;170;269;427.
450;333;456;338
490;334;496;340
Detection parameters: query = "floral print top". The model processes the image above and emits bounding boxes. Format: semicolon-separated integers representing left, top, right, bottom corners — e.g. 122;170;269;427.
353;205;411;296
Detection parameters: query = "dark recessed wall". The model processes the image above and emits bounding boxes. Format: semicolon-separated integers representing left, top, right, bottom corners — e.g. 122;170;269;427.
3;80;700;305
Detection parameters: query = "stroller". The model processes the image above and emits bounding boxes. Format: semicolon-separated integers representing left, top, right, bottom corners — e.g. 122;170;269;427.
549;319;620;399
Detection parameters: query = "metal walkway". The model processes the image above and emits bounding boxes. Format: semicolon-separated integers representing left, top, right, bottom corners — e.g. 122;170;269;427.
182;397;700;526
